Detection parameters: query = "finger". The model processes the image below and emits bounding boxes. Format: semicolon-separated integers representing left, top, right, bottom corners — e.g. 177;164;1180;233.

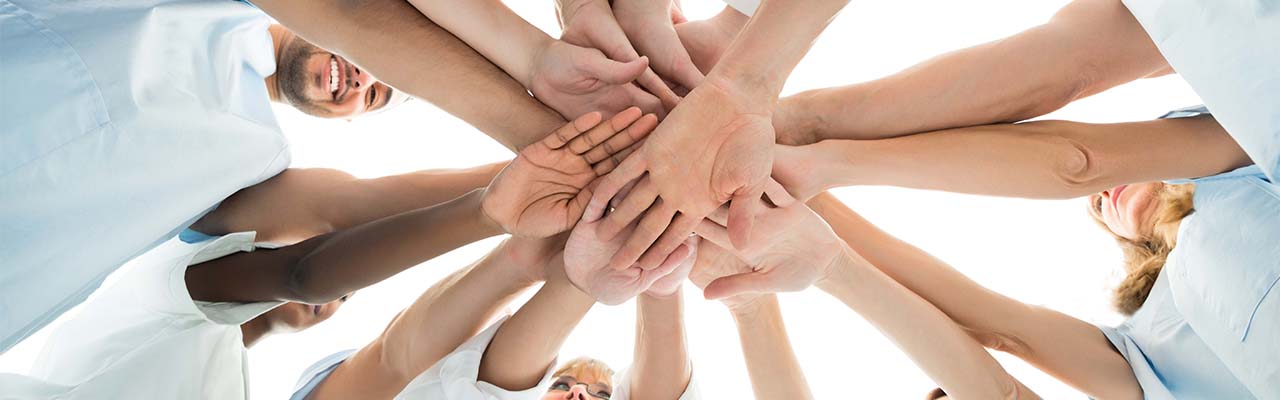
611;178;640;209
728;186;765;250
585;154;648;222
609;201;677;270
634;66;682;112
703;271;776;300
544;112;604;149
584;113;657;164
635;212;700;270
642;241;693;285
592;143;639;176
599;176;658;239
692;219;732;250
566;107;641;154
582;55;649;85
706;205;730;226
763;177;798;207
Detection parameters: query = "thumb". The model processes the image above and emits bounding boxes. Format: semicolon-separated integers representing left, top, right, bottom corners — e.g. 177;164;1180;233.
703;271;774;300
727;186;764;250
581;54;649;85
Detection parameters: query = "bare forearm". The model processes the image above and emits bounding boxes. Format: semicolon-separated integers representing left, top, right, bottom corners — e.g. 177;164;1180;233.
629;291;692;400
728;296;813;400
776;0;1168;142
711;0;849;98
479;270;595;390
801;117;1248;199
405;0;551;87
817;250;1030;400
329;162;507;230
289;189;502;303
806;193;1139;399
253;0;564;150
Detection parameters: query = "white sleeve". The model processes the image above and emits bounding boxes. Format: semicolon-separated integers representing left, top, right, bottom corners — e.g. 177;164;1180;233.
396;317;558;400
721;0;758;16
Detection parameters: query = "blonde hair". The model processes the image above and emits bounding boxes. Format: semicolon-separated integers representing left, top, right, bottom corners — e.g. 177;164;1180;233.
1092;183;1196;315
553;357;614;387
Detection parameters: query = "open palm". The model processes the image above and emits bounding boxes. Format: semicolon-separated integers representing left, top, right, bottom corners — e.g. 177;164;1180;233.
564;195;695;305
483;108;656;238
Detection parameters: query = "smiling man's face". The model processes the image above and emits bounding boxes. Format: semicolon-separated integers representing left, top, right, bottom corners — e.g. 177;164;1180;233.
274;29;398;119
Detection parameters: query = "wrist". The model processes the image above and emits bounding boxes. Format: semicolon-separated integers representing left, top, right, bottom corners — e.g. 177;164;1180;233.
774;91;825;145
815;245;861;294
472;188;506;236
728;294;779;323
519;35;557;88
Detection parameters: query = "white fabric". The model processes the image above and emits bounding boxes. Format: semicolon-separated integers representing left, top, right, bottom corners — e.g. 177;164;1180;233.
0;0;290;352
394;316;556;400
721;0;758;16
1121;0;1280;182
0;232;283;399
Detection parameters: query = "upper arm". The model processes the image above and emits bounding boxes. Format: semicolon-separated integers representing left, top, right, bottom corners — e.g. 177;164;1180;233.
191;168;357;244
1043;0;1170;97
183;239;321;303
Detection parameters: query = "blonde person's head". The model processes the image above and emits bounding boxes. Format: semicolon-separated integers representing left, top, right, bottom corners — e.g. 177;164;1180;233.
543;357;615;399
1088;182;1195;315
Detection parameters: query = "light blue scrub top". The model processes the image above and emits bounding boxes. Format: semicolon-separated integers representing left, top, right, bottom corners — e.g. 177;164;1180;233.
1122;0;1280;182
1098;109;1280;400
0;0;289;352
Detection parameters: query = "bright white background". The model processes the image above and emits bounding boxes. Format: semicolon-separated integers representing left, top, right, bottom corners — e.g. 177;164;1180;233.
1;0;1203;398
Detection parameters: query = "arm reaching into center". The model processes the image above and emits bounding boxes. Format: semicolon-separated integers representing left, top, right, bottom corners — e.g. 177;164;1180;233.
251;0;563;151
772;115;1251;200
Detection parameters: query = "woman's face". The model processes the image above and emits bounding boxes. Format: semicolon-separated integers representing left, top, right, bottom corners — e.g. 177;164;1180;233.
1089;182;1164;240
541;374;612;400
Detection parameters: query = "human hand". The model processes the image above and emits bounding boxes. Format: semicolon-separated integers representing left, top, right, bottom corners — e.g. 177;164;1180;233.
528;40;665;119
612;0;704;92
692;200;844;300
584;77;796;271
556;0;681;110
688;240;768;311
770;143;829;202
563;193;697;305
643;237;697;297
501;234;569;285
673;5;748;75
483;107;658;238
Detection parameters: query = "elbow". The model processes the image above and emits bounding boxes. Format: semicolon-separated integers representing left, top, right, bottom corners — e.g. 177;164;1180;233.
1039;124;1104;197
284;254;342;305
966;327;1032;359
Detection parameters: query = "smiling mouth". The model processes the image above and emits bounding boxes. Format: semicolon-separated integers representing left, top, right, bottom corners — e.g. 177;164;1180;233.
328;56;340;95
1110;185;1127;212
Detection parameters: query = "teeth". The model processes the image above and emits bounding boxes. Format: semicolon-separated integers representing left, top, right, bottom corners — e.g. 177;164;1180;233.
329;58;339;93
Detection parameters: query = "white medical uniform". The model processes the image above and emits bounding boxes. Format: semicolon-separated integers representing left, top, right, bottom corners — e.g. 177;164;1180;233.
290;317;701;400
0;0;289;352
1120;0;1280;182
0;232;282;399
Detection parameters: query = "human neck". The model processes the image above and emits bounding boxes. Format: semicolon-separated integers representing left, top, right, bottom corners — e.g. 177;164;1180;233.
240;317;274;348
263;24;288;103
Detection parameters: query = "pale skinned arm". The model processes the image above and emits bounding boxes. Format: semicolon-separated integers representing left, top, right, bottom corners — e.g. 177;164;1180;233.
774;116;1250;200
774;0;1172;144
191;162;504;244
478;258;597;390
627;290;693;400
309;238;555;400
251;0;564;151
728;296;814;399
806;193;1142;399
818;247;1039;400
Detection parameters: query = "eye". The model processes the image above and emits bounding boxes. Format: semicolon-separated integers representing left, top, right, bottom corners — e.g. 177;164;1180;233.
1092;195;1103;213
594;390;611;399
339;295;349;302
550;382;570;391
366;87;376;109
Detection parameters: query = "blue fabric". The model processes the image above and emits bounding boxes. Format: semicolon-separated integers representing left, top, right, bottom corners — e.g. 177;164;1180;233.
290;349;357;400
1123;0;1280;182
1098;107;1280;398
0;0;289;352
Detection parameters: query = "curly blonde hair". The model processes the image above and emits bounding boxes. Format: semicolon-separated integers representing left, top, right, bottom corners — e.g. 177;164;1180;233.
1091;183;1196;315
553;356;615;387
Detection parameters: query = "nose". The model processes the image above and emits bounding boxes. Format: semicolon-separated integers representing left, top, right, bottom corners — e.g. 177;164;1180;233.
349;65;375;91
567;386;589;400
